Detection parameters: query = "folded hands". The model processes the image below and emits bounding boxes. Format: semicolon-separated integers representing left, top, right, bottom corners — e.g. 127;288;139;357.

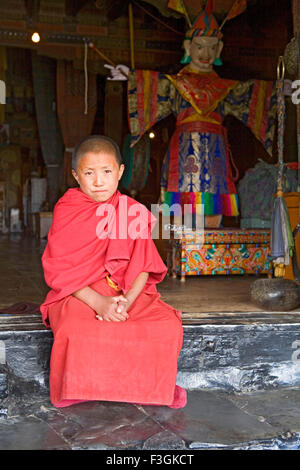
95;294;131;322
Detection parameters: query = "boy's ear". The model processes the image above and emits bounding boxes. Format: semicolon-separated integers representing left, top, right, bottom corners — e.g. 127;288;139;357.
118;163;125;181
72;169;79;183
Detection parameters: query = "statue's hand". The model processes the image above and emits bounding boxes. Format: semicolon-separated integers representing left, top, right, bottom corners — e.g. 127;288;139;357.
156;190;166;213
104;64;129;80
158;187;166;206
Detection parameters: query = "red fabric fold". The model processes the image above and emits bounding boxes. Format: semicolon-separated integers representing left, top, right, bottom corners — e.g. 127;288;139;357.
40;188;167;326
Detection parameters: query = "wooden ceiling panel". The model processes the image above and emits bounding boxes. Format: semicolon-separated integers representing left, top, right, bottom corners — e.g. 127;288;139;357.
65;0;90;17
141;0;250;20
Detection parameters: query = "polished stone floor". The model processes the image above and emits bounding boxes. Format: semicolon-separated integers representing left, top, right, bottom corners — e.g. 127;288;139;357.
1;388;300;450
0;234;48;308
1;233;300;451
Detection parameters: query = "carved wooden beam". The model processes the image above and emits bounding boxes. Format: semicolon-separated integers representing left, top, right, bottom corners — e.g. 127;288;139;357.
24;0;40;21
106;0;131;21
65;0;90;17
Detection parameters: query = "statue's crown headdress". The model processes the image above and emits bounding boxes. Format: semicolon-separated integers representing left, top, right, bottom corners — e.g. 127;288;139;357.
186;10;222;39
168;0;247;40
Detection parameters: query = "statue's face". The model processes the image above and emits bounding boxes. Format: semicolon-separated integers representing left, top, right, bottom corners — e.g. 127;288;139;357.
185;36;223;72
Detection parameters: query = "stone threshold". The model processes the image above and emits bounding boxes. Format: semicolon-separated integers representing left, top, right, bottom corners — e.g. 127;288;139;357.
1;315;300;397
2;309;300;331
1;318;300;450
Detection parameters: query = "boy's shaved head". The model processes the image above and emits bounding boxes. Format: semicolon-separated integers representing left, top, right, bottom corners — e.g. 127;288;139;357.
72;135;122;171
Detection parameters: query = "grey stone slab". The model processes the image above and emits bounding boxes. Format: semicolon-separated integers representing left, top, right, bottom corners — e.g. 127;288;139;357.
177;324;300;391
0;416;70;450
0;365;8;400
142;430;187;450
34;402;84;443
227;388;300;434
2;322;300;402
1;390;300;450
0;330;52;406
179;324;300;371
58;401;165;450
140;390;276;448
231;434;300;450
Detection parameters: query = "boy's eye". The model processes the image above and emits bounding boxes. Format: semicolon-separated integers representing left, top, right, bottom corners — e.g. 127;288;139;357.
85;172;93;175
105;170;112;173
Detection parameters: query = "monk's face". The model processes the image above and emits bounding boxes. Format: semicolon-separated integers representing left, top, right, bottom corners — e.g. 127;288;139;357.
185;36;223;72
72;151;124;202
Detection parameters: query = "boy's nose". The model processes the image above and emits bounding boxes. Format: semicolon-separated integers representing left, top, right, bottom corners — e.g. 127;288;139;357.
94;174;104;186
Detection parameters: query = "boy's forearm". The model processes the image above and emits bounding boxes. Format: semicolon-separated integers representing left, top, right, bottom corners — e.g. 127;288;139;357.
72;286;101;310
125;272;149;306
72;272;149;311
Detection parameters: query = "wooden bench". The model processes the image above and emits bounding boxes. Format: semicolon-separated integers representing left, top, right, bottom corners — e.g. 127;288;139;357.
167;228;273;281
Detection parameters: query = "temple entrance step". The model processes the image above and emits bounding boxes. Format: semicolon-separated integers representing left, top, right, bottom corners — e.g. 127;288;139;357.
1;312;300;416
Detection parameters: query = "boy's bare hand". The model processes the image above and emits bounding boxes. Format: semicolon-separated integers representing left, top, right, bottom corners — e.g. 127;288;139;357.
95;295;129;322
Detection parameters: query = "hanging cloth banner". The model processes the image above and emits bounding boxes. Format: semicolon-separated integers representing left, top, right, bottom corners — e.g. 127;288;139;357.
56;60;97;188
31;52;64;208
0;46;7;123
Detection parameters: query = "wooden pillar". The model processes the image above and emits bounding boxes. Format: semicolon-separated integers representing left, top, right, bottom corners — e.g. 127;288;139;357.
104;80;124;149
284;192;300;281
0;182;6;232
292;0;300;191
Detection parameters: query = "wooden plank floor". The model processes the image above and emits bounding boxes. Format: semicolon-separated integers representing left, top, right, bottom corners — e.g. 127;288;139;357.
159;275;300;324
160;275;265;313
0;234;299;325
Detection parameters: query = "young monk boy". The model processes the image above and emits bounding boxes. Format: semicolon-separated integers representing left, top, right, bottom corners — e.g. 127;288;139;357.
40;135;186;409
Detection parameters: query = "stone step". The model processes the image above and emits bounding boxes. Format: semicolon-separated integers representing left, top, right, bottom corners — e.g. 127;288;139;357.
1;312;300;414
0;365;8;418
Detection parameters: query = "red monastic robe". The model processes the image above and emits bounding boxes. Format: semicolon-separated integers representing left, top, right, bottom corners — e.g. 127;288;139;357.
40;188;183;407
